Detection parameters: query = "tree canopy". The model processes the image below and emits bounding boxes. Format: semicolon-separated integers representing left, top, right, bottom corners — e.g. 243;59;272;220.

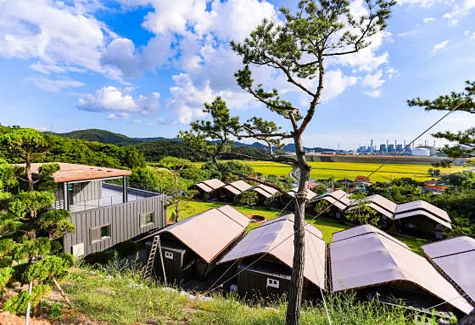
408;80;475;159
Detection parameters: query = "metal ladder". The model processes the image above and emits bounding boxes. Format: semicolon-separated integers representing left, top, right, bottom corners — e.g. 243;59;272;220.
144;236;159;279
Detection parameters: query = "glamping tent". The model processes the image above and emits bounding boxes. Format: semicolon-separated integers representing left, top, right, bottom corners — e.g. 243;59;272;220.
347;194;397;228
275;187;318;211
146;205;250;283
249;184;280;206
189;179;226;200
423;237;475;306
219;214;327;298
394;200;452;239
345;194;452;238
330;225;472;315
309;189;352;219
219;180;253;203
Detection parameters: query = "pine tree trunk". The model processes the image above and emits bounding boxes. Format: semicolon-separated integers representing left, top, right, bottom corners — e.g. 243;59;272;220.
286;135;311;325
26;156;34;192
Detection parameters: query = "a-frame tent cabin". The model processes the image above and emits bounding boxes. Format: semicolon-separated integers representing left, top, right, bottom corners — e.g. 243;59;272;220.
219;214;327;299
330;225;472;316
145;205;250;283
189;179;226;200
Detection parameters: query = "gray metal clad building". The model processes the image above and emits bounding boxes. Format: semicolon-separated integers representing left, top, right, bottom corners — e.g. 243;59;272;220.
22;162;167;256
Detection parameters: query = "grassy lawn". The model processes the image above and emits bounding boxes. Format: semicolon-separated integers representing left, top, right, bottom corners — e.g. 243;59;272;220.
170;200;430;253
60;265;412;325
191;160;464;182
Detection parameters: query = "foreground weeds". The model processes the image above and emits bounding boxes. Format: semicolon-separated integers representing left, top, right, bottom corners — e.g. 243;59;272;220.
58;259;445;324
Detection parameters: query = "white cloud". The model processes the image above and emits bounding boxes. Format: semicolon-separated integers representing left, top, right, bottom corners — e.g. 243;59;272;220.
432;40;449;52
397;30;419;37
364;90;382;98
166;73;253;124
78;86;160;115
108;113;129;120
26;77;85;92
423;17;435;23
362;70;385;89
396;0;447;7
209;0;278;42
386;67;398;79
321;70;358;102
443;0;475;25
328;0;391;73
0;0;111;74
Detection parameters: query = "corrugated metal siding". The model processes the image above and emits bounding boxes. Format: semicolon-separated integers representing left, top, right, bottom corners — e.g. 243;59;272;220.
72;180;102;203
64;195;167;256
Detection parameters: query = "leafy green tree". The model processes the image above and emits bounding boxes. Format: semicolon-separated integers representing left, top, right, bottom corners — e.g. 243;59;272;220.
408;81;475;161
314;200;330;216
1;128;50;191
0;159;74;318
179;0;395;322
239;191;258;207
130;167;162;191
346;193;380;226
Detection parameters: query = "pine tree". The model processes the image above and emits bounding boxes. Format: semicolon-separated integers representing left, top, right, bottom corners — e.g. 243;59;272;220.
180;1;395;323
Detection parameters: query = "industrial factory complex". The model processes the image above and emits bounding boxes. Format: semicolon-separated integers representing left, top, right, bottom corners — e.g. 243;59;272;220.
356;140;438;156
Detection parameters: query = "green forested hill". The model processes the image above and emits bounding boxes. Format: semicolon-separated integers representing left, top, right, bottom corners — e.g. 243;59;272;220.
56;129;139;145
0;126;146;169
53;128;269;162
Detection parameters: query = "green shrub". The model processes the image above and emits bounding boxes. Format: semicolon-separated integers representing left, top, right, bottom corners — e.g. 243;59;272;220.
3;291;30;314
0;267;13;290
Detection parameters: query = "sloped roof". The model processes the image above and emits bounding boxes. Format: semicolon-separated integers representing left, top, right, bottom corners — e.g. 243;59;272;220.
251;184;280;198
395;201;451;223
202;179;226;190
316;196;348;211
326;190;352;205
219;214;326;290
330;226;472;314
223;180;252;195
195;182;213;193
346;195;452;228
192;179;226;192
348;194;397;217
423;236;475;258
394;210;452;229
155;205;249;263
332;224;409;249
18;162;131;183
423;237;475;303
287;187;318;201
312;190;351;211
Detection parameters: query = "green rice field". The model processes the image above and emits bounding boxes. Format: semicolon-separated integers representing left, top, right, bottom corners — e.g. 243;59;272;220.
193;160;464;182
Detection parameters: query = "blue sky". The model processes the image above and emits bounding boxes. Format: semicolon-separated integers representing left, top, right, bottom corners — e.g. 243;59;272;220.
0;0;474;150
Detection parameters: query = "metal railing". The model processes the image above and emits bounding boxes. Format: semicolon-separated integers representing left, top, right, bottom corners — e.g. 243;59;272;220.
53;183;161;213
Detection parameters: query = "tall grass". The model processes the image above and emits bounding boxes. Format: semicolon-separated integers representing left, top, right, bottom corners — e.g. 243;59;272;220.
56;259;443;325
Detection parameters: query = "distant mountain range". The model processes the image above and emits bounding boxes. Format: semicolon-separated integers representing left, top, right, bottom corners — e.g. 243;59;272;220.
56;128;337;153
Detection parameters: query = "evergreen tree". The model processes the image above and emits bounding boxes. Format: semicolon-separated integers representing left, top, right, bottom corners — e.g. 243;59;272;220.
408;80;475;161
0;142;75;318
179;1;395;323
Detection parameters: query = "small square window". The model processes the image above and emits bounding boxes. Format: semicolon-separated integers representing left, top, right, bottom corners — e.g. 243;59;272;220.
91;224;111;243
267;278;279;289
141;212;155;226
165;251;173;260
101;225;110;238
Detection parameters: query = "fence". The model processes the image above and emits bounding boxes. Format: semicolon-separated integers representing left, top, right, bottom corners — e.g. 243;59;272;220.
53;183;161;213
